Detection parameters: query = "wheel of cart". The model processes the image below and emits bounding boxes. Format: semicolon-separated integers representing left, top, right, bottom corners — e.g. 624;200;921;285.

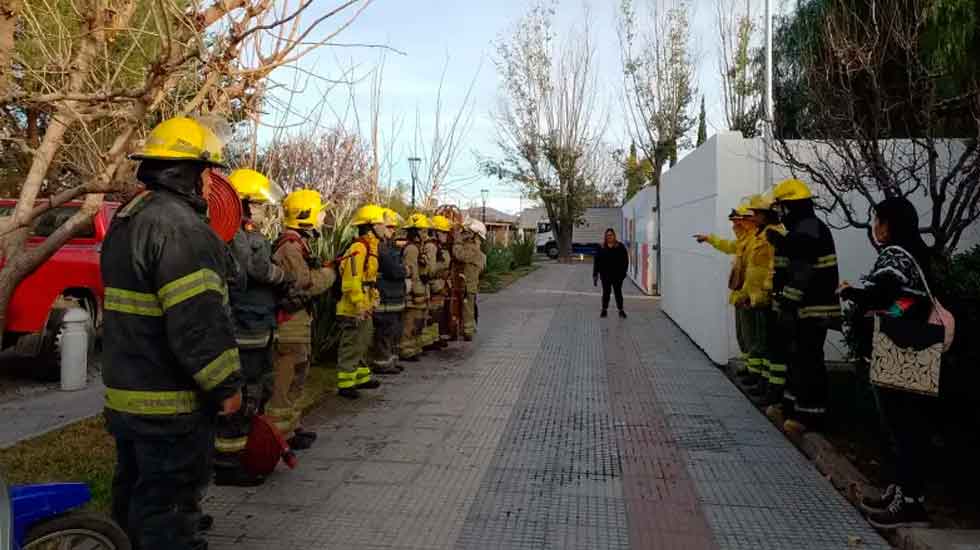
3;480;130;550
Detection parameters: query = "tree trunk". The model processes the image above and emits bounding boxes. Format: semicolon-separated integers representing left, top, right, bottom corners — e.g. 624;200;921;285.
557;221;574;262
0;0;19;100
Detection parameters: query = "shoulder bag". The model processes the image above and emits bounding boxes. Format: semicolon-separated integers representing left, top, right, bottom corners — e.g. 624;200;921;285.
869;247;955;396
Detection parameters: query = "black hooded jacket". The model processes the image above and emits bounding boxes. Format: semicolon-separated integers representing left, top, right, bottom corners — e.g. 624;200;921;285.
101;161;242;435
594;242;629;282
377;240;407;308
766;200;841;322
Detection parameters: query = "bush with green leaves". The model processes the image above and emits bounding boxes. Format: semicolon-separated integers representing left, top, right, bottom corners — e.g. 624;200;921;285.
509;238;536;268
485;245;515;274
309;200;357;365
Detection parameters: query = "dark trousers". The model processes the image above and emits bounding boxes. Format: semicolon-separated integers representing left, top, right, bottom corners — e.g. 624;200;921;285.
875;387;931;498
788;319;829;421
766;309;789;389
601;277;625;312
371;310;403;364
111;420;214;550
215;344;272;466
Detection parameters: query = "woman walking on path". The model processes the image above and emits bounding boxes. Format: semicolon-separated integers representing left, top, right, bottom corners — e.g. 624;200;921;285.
593;228;629;318
839;197;937;530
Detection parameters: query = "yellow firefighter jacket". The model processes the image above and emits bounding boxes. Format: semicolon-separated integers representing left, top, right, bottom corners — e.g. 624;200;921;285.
706;225;752;305
731;226;776;308
337;232;380;318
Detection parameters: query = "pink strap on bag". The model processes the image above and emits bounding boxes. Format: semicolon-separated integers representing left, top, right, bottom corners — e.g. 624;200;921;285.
890;246;956;352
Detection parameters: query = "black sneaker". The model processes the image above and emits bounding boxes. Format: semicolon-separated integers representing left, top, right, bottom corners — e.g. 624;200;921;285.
294;428;318;443
861;484;898;513
600;310;608;318
288;435;314;451
866;495;929;530
357;379;381;390
401;355;421;362
618;310;627;319
372;364;401;375
338;387;360;400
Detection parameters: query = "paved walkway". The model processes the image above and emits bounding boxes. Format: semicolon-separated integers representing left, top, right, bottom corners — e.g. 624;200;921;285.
0;380;104;448
205;263;888;550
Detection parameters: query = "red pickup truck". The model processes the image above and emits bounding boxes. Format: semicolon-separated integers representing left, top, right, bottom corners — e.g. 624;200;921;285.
0;200;118;379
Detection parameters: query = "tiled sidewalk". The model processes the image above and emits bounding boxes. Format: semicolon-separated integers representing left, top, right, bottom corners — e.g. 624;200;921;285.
205;263;888;550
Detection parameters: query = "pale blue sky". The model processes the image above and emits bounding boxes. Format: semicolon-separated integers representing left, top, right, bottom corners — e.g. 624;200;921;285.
265;0;785;213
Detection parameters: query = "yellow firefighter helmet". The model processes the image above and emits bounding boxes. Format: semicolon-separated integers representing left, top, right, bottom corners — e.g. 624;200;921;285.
430;215;453;232
282;189;326;230
228;169;284;204
351;204;387;226
771;178;813;202
403;213;432;230
382;208;403;228
130;117;227;167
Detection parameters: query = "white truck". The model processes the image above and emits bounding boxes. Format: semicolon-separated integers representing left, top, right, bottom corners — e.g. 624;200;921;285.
534;207;623;259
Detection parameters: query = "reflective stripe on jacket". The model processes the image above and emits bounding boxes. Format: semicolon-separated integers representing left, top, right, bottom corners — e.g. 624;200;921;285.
769;215;841;320
101;190;242;432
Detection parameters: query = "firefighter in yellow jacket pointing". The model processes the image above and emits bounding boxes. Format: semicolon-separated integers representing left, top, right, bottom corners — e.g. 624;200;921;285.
336;204;386;399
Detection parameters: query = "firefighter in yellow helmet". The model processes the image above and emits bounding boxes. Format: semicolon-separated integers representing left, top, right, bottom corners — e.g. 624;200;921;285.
268;189;336;447
431;216;453;348
453;218;487;340
335;204;386;399
766;178;841;434
694;200;756;381
212;169;294;486
369;208;408;373
732;194;782;405
399;213;431;360
423;215;454;350
102;117;243;549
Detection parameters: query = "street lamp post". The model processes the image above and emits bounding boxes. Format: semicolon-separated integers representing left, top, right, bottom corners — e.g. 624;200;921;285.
408;157;421;209
480;189;489;224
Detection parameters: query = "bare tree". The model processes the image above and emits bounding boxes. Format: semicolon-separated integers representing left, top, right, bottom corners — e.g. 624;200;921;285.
259;128;374;204
772;0;980;255
0;0;375;332
717;0;763;137
410;56;481;210
619;0;698;184
486;2;607;260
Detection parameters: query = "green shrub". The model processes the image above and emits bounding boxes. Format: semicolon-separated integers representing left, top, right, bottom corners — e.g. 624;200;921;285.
485;245;514;273
310;201;357;365
933;245;980;403
509;238;535;268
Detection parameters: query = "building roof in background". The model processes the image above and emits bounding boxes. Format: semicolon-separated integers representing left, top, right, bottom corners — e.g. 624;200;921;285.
464;207;516;226
516;207;546;229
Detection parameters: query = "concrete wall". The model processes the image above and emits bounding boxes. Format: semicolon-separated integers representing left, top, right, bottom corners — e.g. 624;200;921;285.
660;133;764;364
658;133;980;365
621;185;658;294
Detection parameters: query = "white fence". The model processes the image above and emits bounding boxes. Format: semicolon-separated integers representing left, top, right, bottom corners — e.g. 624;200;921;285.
656;132;980;365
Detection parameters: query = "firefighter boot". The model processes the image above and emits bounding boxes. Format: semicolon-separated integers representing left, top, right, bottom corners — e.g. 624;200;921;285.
338;387;361;400
214;460;266;488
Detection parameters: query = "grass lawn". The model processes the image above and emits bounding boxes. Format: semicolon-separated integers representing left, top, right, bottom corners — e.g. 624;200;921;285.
0;366;338;513
480;264;539;294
